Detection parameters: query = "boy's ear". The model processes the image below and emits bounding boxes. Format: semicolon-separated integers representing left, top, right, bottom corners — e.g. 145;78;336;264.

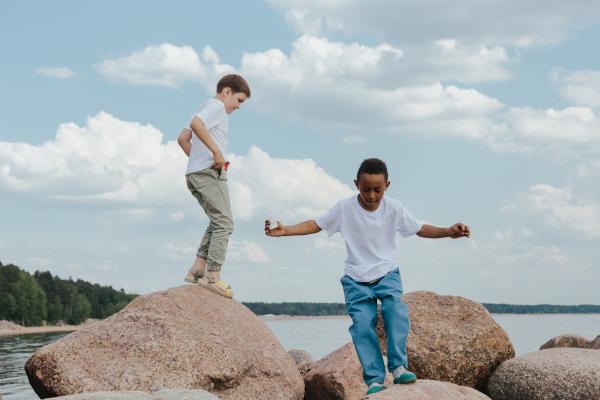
386;181;391;189
354;179;359;189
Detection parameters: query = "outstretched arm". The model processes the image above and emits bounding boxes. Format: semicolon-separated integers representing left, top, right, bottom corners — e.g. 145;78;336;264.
417;223;470;239
264;219;322;237
177;128;192;157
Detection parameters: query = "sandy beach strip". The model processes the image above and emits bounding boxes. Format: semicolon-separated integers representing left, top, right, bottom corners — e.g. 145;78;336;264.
0;325;81;337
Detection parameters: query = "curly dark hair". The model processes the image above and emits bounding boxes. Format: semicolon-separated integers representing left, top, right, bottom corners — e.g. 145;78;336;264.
356;158;388;181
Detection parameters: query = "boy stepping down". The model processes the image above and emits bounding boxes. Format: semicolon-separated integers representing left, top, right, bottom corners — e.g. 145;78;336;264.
178;74;251;298
265;158;470;396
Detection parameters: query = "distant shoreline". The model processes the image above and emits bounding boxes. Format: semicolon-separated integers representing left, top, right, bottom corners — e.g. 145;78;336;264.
0;325;80;337
3;312;599;337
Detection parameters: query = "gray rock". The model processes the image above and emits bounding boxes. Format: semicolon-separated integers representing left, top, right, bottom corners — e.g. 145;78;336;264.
368;379;491;399
287;349;314;376
590;335;600;350
539;333;590;350
152;388;220;399
52;392;152;400
51;389;220;400
487;348;600;400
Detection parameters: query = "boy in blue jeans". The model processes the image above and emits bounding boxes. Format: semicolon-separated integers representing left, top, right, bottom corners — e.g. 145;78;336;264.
264;158;470;395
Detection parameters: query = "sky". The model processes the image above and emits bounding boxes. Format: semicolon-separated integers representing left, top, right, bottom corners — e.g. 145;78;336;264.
1;0;599;304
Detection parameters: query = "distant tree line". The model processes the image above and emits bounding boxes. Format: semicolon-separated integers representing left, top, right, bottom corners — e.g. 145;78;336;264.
3;260;599;326
243;302;347;316
0;261;137;326
482;303;600;314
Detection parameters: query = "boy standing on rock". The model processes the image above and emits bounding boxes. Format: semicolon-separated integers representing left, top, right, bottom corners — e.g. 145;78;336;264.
264;158;470;395
178;74;250;299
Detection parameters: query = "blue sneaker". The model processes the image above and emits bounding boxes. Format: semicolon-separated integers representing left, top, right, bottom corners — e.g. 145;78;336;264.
366;382;386;395
392;366;417;384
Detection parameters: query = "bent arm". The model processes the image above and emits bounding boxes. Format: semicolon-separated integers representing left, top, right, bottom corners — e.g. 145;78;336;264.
417;223;470;239
177;128;192;157
190;117;222;157
265;219;322;237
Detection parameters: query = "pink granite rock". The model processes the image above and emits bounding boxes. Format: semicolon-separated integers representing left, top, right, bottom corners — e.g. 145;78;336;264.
378;291;514;391
303;343;393;400
25;285;303;400
368;380;491;400
304;291;513;399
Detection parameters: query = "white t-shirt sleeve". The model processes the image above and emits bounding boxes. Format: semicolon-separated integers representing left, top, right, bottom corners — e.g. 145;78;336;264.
191;101;225;130
395;201;423;237
315;201;343;237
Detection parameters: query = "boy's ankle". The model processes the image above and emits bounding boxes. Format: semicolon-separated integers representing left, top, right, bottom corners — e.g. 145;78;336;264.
206;270;221;281
392;366;416;384
366;382;386;395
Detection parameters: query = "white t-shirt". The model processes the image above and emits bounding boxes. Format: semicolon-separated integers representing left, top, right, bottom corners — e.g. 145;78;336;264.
185;98;228;175
315;195;423;282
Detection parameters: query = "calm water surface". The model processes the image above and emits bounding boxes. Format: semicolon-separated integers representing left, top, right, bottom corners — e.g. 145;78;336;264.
1;314;599;399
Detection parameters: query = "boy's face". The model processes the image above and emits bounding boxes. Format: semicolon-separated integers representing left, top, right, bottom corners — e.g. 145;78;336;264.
218;87;248;114
354;173;390;211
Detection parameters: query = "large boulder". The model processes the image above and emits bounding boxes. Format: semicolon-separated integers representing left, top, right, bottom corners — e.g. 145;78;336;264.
539;333;591;350
487;348;600;400
304;291;514;399
378;291;514;391
368;380;491;400
25;285;303;400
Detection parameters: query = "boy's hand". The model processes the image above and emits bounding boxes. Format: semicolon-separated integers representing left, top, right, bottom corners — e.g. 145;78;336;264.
265;219;285;237
212;151;226;170
448;223;470;239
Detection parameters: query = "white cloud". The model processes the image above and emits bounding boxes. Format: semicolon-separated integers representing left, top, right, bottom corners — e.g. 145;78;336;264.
229;146;353;220
35;67;75;79
164;241;197;261
170;211;185;221
478;106;600;157
466;229;569;270
228;240;271;264
0;111;188;206
504;184;600;239
163;239;270;265
553;69;600;107
341;135;366;144
240;38;503;135
96;43;234;88
304;236;345;255
0;112;352;221
268;0;600;48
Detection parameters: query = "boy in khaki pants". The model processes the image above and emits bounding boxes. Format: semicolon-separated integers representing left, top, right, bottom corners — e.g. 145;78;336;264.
177;74;251;298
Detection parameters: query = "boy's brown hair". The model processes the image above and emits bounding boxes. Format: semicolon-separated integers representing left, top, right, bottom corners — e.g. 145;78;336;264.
217;74;251;98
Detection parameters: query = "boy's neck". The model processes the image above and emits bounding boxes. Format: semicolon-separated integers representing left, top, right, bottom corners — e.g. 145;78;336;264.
357;195;382;212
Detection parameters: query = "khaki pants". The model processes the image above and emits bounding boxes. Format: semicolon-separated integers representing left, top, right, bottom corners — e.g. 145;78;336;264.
186;167;233;272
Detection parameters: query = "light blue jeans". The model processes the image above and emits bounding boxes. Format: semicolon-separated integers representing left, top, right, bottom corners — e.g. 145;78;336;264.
341;268;409;385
